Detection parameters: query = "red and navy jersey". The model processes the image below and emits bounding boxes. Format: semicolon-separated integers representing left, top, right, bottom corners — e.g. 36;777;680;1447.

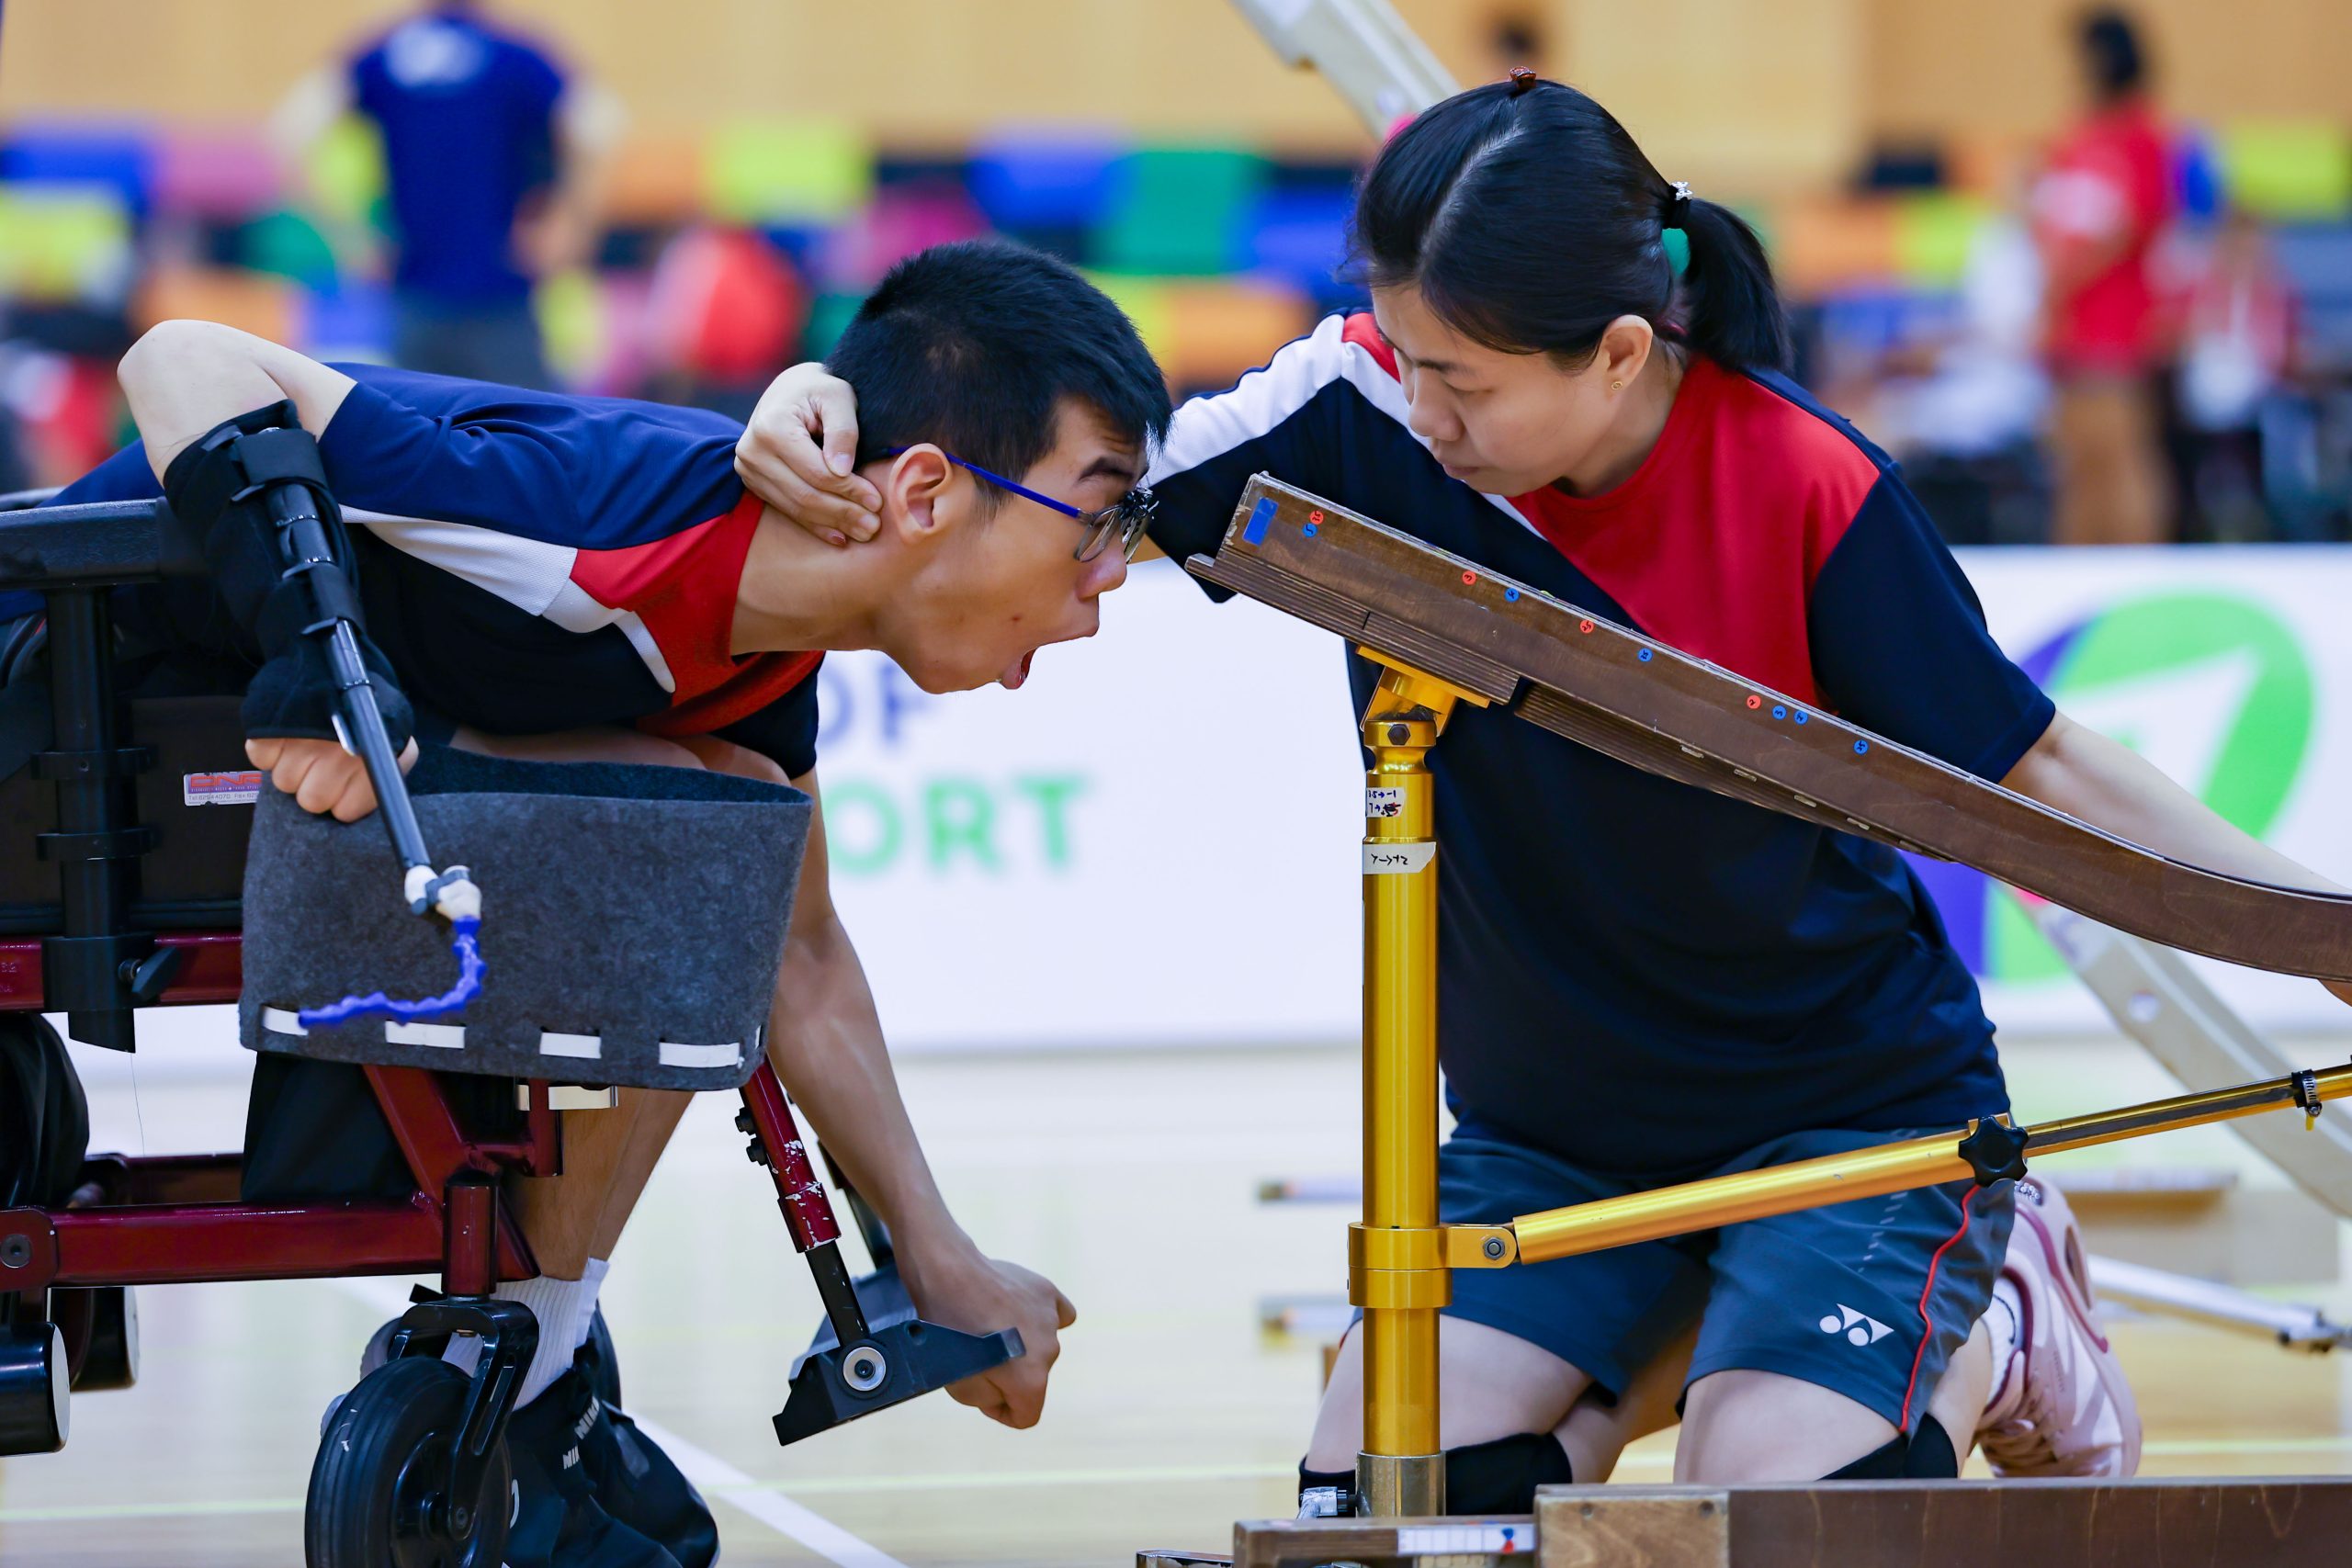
48;367;822;776
1147;313;2054;1178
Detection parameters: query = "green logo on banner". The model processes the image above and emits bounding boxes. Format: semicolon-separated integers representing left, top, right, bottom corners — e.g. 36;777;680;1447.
1984;592;2312;983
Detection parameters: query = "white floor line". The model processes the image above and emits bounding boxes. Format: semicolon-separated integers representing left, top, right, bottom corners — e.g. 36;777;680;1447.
628;1414;914;1568
323;1277;910;1568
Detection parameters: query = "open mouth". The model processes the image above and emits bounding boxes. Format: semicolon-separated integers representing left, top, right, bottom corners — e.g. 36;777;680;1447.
1000;649;1036;690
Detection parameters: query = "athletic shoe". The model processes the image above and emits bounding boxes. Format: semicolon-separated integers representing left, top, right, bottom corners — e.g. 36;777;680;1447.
503;1366;685;1568
572;1329;720;1568
1976;1177;2143;1476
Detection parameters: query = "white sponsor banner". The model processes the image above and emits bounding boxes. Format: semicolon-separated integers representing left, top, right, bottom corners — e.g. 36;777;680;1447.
819;560;1361;1051
827;548;2352;1052
1955;546;2352;1034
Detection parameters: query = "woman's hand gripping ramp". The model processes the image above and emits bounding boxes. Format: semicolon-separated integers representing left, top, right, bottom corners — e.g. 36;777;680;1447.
161;401;484;1026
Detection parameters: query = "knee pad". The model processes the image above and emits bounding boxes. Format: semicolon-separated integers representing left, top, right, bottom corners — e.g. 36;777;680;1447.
1825;1430;1909;1480
1447;1432;1574;1513
1298;1433;1574;1517
1904;1415;1959;1478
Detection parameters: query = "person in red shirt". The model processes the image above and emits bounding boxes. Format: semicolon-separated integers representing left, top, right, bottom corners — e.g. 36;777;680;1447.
738;73;2352;1508
2032;8;2177;543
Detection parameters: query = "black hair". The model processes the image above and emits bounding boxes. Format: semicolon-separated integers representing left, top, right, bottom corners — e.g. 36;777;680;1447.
2078;9;2147;100
826;239;1170;507
1351;76;1790;374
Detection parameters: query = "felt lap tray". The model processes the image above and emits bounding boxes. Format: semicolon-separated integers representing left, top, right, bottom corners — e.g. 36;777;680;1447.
239;746;810;1092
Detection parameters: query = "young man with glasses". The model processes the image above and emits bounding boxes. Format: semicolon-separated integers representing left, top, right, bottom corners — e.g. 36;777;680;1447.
56;238;1166;1568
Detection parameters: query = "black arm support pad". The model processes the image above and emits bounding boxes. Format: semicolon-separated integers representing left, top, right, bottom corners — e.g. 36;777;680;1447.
160;400;324;536
157;401;413;750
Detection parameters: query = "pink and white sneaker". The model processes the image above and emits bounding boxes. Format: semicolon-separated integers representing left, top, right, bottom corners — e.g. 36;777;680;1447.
1976;1177;2143;1476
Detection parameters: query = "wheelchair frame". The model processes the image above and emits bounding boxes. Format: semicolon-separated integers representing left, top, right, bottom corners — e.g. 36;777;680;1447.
0;490;1012;1493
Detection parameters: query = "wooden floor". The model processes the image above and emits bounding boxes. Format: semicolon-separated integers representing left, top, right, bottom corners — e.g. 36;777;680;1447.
4;1023;2348;1565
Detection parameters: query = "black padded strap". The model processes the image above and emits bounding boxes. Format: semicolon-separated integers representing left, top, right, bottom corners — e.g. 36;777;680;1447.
254;563;368;655
221;424;330;495
160;400;305;534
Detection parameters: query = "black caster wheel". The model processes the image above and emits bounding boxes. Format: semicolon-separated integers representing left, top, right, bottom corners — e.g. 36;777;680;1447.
0;1320;68;1455
306;1357;512;1568
58;1286;137;1392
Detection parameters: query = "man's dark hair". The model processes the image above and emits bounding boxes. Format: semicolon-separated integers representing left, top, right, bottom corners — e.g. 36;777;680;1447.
827;240;1170;508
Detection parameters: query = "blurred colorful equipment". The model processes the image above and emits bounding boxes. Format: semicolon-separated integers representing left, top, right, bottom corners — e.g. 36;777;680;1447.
1;101;2349;531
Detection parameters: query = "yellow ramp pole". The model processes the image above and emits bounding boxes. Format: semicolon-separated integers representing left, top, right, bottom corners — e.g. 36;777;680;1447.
1353;660;1480;1517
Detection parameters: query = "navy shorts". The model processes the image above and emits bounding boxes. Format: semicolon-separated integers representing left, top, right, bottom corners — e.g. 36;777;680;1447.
1436;1122;2015;1431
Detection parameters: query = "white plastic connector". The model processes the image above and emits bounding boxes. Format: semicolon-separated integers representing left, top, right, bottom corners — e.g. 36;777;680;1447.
432;874;482;923
404;864;433;909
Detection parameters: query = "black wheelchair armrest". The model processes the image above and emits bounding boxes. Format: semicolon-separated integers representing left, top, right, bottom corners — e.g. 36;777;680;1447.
0;497;206;592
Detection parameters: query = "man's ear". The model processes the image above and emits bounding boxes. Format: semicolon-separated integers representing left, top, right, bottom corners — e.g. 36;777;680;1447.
871;445;958;545
1600;315;1657;387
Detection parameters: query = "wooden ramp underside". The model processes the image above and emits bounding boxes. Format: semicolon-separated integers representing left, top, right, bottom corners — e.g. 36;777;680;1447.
1191;475;2352;984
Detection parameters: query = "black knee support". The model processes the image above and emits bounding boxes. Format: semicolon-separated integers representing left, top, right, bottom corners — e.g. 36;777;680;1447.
1297;1434;1574;1518
1904;1415;1960;1478
1822;1416;1958;1481
1447;1432;1574;1513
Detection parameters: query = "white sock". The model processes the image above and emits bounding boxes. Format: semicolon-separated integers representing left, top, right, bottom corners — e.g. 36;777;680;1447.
1982;1277;2024;1414
452;1263;608;1412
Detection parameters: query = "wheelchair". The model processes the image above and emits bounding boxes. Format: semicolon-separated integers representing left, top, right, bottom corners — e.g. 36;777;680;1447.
0;487;1018;1564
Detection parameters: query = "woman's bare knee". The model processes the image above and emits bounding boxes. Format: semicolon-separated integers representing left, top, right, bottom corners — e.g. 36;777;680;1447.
1677;1370;1894;1483
1305;1318;1593;1471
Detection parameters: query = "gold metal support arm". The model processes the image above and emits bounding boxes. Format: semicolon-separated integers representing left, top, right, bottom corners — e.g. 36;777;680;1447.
1510;1060;2352;1266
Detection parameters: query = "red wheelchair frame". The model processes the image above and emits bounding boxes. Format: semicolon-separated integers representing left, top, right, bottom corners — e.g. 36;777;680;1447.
0;489;1015;1553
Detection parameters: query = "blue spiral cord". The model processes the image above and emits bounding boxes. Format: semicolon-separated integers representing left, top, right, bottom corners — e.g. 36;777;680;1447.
299;916;486;1029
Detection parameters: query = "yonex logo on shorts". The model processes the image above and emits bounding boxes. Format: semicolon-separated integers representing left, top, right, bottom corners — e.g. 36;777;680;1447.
1820;1303;1894;1347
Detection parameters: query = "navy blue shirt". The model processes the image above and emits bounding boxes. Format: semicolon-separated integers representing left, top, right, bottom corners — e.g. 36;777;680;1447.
350;8;566;304
1146;315;2054;1179
48;367;820;775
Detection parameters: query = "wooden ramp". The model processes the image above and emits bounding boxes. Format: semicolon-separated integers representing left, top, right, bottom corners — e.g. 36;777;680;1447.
1207;1475;2352;1566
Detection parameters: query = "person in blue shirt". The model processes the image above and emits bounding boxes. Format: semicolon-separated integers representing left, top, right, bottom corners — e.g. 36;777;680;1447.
61;240;1159;1568
736;78;2352;1513
276;1;621;387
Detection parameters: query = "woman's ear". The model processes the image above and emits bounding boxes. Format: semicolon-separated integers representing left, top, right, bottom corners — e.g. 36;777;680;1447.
874;446;956;543
1600;315;1657;388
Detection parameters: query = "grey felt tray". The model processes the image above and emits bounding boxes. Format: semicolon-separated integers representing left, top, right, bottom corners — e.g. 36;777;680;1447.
239;746;810;1091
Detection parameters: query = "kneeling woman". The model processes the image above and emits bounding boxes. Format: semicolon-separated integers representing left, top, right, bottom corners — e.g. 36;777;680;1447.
740;73;2346;1501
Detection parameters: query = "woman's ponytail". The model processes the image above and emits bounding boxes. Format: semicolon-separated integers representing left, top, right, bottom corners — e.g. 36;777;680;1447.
1672;197;1792;373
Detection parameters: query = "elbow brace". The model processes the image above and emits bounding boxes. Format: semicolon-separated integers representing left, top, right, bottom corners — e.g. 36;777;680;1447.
161;401;413;750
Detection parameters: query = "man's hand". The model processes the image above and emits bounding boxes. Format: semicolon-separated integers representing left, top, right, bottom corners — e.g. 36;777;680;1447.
734;363;881;546
902;1245;1077;1429
248;735;419;822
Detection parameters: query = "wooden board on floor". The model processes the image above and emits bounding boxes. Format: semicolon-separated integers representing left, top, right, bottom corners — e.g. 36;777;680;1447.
1228;1477;2352;1567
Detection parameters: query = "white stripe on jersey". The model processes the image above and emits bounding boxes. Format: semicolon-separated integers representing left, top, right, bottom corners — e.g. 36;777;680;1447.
345;509;676;693
1144;313;1544;541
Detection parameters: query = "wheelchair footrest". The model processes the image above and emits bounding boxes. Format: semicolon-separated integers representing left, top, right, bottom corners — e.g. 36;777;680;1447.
773;1314;1022;1448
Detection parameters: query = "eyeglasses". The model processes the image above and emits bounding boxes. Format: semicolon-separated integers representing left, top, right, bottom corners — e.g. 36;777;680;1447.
885;446;1157;563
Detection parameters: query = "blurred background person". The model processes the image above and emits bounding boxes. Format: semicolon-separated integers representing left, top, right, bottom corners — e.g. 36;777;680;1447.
2030;7;2177;544
272;0;621;387
2173;206;2302;539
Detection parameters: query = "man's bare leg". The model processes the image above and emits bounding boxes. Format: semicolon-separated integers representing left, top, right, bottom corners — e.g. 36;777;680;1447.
448;725;710;1281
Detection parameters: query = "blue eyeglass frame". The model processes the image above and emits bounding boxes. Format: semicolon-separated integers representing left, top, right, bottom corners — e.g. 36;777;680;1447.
882;446;1156;562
